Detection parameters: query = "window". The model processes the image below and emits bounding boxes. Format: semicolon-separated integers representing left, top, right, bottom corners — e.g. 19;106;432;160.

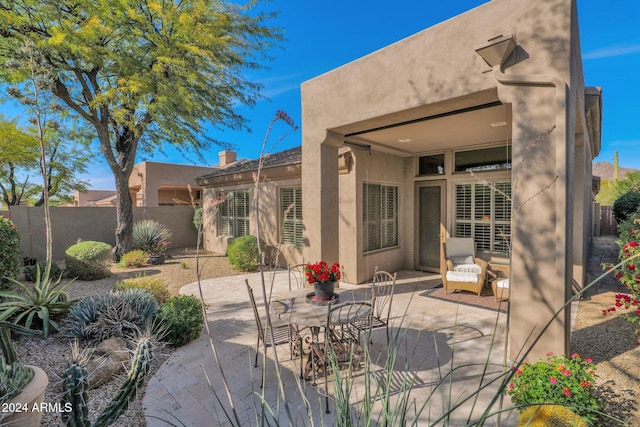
363;184;398;253
418;154;445;175
218;191;249;237
281;187;303;246
454;146;511;173
455;182;511;255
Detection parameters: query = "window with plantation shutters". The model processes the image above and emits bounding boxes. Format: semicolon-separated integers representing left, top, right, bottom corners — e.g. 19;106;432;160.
218;191;250;237
363;183;398;253
454;181;511;255
281;187;303;246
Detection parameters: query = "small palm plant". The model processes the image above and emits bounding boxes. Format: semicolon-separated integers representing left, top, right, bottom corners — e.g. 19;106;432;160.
0;265;75;338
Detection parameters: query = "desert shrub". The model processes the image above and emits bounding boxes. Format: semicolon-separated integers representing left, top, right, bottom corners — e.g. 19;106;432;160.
69;288;158;341
158;295;203;347
0;215;21;289
613;189;640;224
116;276;169;304
118;250;148;268
226;235;265;271
132;220;172;254
617;210;640;243
24;261;63;282
65;241;112;280
0;265;75;338
517;404;587;427
507;352;600;425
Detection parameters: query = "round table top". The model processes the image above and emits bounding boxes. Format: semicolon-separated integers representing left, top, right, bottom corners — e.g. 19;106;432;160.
272;288;370;328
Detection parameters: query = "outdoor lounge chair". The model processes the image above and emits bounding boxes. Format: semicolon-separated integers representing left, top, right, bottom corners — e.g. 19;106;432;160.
442;237;488;297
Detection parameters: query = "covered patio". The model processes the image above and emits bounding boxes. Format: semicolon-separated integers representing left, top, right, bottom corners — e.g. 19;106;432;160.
144;270;515;426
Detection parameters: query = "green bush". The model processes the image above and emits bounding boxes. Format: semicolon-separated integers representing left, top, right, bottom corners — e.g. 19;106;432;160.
158;295;203;347
65;241;112;280
617;210;640;243
612;190;640;224
0;215;21;289
227;235;265;271
507;352;600;425
132;220;172;254
69;288;158;341
116;276;169;304
118;250;148;268
24;261;63;282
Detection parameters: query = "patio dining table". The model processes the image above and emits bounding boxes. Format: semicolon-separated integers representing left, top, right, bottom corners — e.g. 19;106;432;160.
270;287;371;378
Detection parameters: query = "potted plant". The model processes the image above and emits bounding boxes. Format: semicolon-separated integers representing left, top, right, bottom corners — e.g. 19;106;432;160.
305;261;341;300
132;220;172;265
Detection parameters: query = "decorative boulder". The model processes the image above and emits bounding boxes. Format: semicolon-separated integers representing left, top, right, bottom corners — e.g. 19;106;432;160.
86;337;129;389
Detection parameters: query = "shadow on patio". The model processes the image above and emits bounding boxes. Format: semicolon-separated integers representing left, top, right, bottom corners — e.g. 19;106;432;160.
144;269;517;426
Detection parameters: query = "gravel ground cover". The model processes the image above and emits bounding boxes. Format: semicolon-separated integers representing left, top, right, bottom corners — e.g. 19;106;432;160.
9;239;640;426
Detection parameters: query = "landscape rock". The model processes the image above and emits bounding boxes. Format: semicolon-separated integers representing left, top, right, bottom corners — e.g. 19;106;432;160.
86;337;129;389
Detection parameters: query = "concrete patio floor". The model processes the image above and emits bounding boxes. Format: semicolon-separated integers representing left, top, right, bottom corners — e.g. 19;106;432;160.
144;269;517;426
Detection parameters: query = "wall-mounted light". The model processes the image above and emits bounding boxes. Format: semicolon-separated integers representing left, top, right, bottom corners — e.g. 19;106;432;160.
490;121;508;127
475;34;517;68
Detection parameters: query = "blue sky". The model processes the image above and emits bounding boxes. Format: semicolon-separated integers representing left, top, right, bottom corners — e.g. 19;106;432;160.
3;0;639;189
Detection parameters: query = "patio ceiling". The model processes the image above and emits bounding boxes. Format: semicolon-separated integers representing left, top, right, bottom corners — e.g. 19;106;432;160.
344;104;511;156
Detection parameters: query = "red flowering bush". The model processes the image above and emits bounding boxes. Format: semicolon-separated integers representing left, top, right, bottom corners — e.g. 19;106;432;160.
305;261;340;284
603;228;640;344
507;352;600;425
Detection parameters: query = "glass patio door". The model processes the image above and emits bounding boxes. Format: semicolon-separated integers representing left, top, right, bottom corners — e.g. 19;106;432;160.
417;182;445;271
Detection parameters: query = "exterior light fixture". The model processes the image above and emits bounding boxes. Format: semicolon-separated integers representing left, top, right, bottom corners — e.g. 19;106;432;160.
490;121;508;127
398;138;412;142
475;34;517;68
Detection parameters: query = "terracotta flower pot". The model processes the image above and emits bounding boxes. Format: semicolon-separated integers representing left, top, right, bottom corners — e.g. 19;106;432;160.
0;365;49;427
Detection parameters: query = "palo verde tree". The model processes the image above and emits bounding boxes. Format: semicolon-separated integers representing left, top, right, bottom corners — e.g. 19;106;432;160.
0;0;282;258
0;116;39;207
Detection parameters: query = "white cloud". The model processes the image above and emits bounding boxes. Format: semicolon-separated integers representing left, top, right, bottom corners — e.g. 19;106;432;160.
583;44;640;60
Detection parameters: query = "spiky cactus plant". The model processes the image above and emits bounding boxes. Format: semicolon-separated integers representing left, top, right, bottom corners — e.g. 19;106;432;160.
61;336;154;427
517;404;588;427
0;356;34;404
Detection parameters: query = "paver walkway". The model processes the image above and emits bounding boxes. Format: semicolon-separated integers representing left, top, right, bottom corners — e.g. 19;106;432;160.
144;269;516;426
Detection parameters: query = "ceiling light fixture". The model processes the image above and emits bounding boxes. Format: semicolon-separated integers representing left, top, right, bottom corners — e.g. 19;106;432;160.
397;138;412;143
490;121;507;127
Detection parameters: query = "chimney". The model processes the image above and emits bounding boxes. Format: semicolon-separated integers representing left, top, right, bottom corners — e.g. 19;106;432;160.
218;149;237;166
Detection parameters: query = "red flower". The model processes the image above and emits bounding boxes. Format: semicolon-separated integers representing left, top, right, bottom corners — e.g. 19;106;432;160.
550;377;557;385
629;241;639;248
305;261;341;284
563;387;571;397
584;358;593;363
629;264;637;271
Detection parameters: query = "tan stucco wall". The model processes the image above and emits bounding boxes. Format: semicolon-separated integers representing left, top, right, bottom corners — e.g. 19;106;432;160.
10;206;198;260
201;177;304;267
302;0;594;361
129;162;214;207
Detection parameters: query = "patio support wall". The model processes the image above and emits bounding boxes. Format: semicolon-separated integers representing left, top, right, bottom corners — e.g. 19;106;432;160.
496;81;573;361
301;136;340;269
573;136;588;287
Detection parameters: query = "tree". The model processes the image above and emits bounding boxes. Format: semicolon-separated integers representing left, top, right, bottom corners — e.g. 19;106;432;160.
0;116;40;207
0;0;282;258
0;115;91;208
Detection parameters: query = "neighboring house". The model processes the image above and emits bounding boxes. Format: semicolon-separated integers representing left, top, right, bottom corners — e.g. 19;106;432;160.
196;147;306;266
73;190;116;206
75;162;215;207
300;0;601;361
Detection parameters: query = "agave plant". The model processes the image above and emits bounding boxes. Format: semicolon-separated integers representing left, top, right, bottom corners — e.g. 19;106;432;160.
0;265;75;338
132;220;172;255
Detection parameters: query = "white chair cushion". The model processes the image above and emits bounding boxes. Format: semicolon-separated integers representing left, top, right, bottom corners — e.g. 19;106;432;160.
497;279;510;289
446;271;479;283
450;255;474;265
453;264;482;274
